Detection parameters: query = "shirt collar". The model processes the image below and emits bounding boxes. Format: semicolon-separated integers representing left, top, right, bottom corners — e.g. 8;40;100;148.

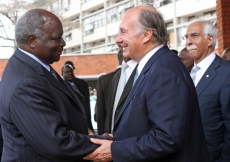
126;60;137;70
137;44;164;75
18;47;50;71
196;52;216;71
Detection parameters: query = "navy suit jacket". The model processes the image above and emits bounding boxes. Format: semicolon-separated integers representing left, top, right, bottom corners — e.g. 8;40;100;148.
0;48;98;161
111;46;210;162
196;55;230;162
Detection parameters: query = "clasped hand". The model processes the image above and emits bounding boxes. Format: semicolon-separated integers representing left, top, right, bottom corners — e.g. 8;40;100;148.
84;133;114;162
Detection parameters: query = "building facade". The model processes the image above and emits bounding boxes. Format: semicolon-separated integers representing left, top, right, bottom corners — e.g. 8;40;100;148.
49;0;216;54
0;0;217;87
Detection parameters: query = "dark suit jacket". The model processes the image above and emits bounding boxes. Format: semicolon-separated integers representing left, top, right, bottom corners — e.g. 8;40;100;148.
0;48;98;161
110;65;137;128
0;124;2;156
0;81;2;157
72;77;94;132
96;69;118;135
111;46;209;162
196;55;230;162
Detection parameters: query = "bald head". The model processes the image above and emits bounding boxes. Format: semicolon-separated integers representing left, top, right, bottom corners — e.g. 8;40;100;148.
178;48;194;72
15;9;61;45
15;8;65;65
222;47;230;61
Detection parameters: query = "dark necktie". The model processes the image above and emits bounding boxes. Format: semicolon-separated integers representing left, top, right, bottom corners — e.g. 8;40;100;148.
133;68;139;86
69;82;81;94
50;67;58;81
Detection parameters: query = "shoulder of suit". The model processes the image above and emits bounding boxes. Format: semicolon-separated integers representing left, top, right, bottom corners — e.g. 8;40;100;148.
219;57;230;67
98;69;119;80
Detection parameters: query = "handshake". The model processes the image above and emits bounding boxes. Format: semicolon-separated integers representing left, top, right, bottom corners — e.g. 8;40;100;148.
90;133;115;141
84;133;115;162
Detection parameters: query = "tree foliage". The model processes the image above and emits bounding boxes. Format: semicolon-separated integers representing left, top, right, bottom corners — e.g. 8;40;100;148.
0;0;60;50
0;0;38;49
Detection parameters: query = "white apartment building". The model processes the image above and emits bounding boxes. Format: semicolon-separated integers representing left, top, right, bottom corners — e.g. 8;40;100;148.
47;0;216;55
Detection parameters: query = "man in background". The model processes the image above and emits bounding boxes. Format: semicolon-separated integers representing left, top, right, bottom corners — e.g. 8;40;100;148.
171;49;178;55
62;64;94;134
185;19;230;161
96;49;123;135
110;49;137;132
63;60;94;132
84;5;209;162
178;47;194;72
222;47;230;61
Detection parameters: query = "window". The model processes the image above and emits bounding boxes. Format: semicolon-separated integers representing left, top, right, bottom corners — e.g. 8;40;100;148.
188;16;196;21
82;0;91;4
65;33;72;42
166;22;173;27
203;10;216;18
107;2;133;24
63;0;71;12
168;29;175;48
153;0;173;8
177;26;186;46
84;12;105;35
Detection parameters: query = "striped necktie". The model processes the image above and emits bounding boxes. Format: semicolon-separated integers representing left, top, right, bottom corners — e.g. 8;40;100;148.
190;64;200;83
133;68;139;86
50;67;58;81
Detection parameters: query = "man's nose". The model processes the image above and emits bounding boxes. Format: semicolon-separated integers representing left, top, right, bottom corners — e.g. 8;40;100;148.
186;36;193;46
116;33;122;45
60;38;66;47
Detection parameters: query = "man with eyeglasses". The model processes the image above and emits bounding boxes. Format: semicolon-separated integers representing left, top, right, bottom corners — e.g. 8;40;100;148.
185;19;230;162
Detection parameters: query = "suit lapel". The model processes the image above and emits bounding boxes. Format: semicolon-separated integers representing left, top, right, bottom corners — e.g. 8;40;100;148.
111;69;121;104
114;46;170;128
196;55;220;96
43;68;72;98
14;49;86;114
62;80;86;115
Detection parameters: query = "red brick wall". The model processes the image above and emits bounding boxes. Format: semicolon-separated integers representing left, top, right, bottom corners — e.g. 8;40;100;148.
216;0;230;57
52;54;118;76
0;53;118;78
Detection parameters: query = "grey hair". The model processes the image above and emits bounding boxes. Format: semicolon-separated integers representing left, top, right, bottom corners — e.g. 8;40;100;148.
15;9;45;44
186;19;217;49
135;5;168;45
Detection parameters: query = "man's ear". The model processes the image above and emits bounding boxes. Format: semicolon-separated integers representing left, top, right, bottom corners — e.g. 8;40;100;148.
207;34;214;47
28;35;37;49
143;29;153;43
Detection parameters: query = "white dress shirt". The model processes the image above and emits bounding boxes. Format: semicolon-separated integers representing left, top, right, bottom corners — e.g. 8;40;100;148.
122;60;137;83
137;44;164;76
194;52;216;86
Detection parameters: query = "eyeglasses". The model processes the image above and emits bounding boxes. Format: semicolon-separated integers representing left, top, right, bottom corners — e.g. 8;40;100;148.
182;33;201;40
182;33;212;40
